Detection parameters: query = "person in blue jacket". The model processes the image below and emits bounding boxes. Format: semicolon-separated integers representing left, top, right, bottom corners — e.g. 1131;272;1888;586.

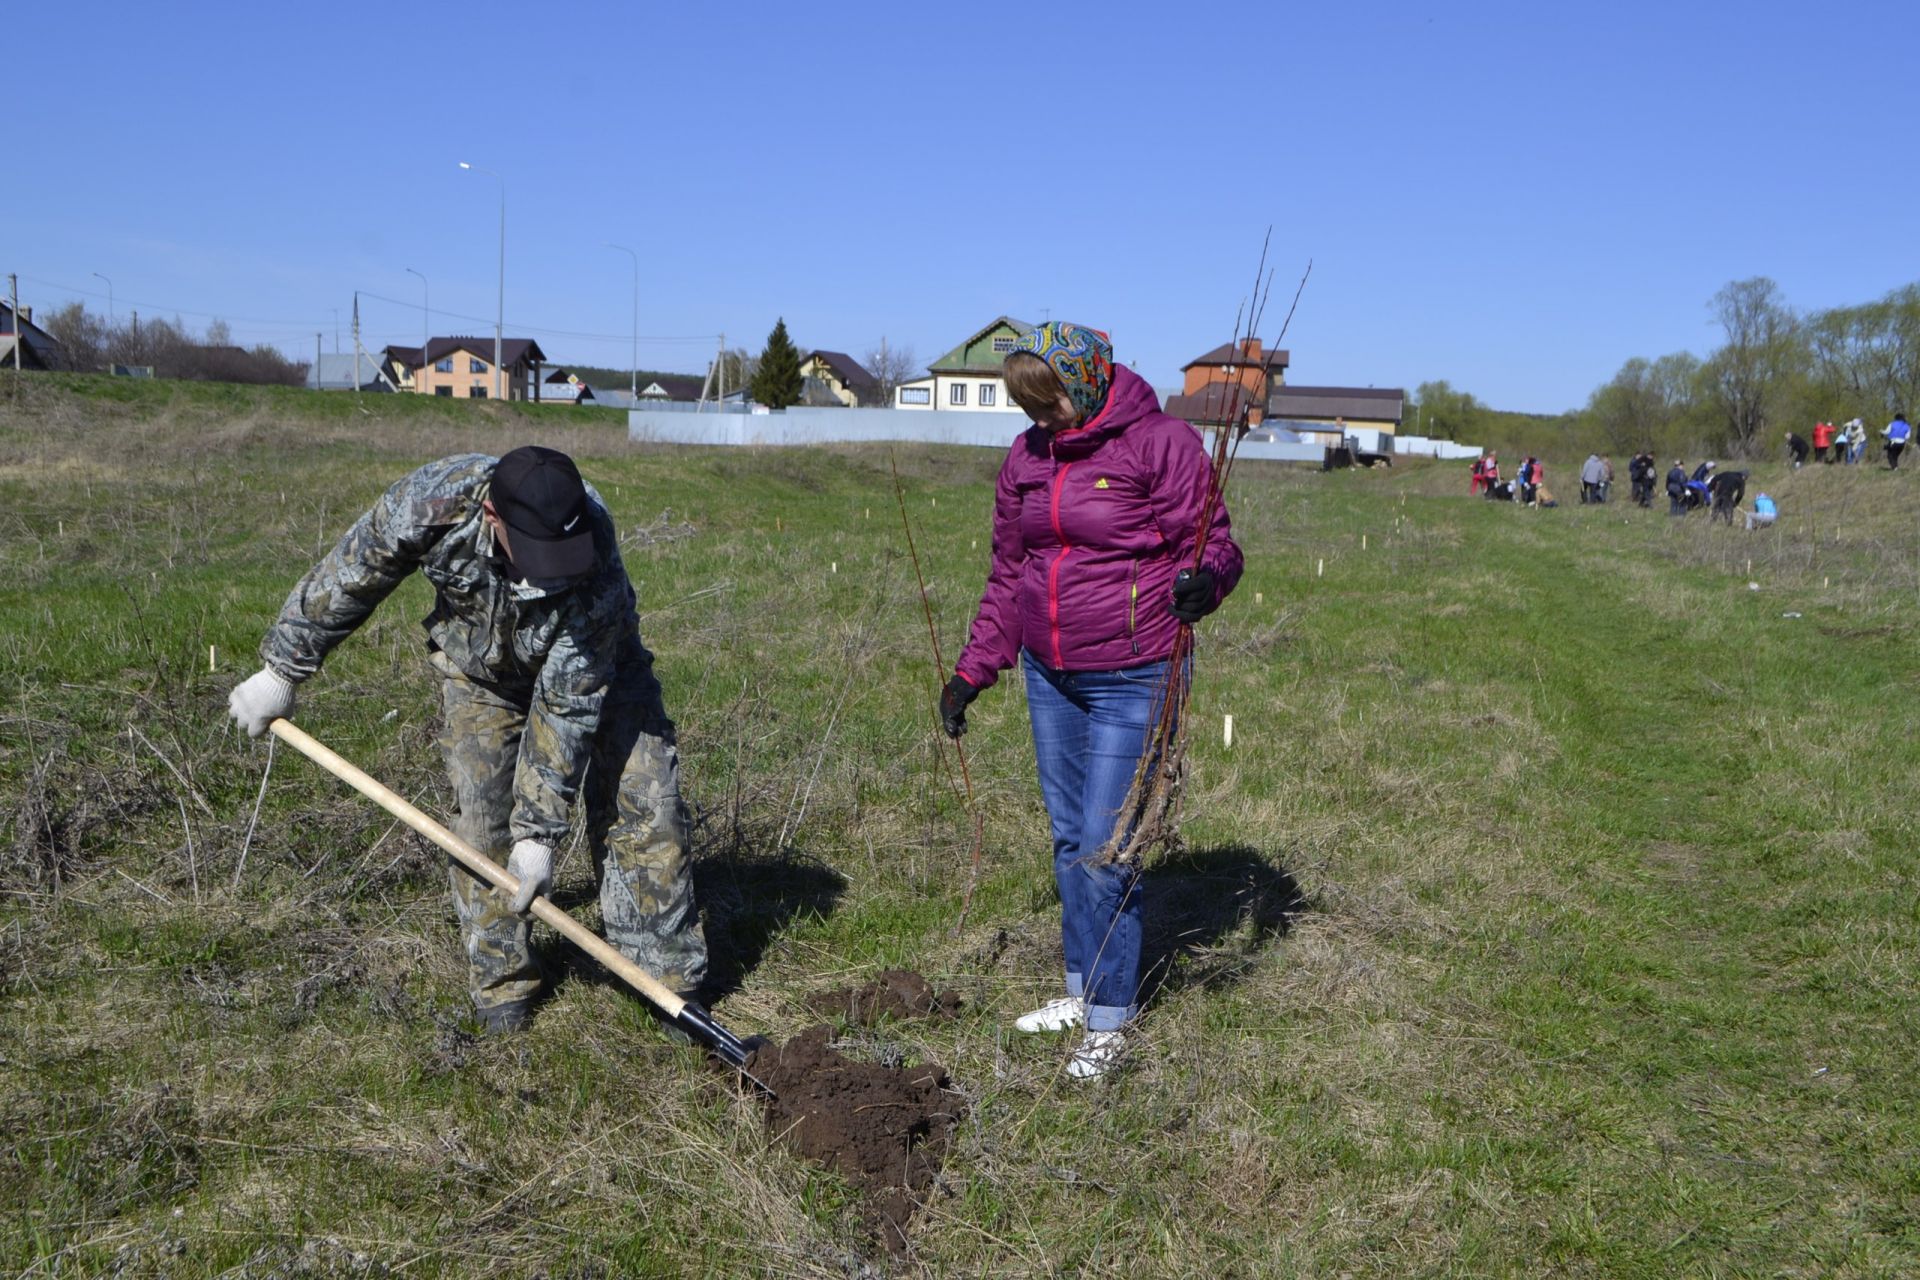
1884;413;1911;470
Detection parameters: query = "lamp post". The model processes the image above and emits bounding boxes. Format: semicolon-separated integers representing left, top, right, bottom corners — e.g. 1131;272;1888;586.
405;267;428;394
91;272;114;327
605;242;638;401
458;162;505;400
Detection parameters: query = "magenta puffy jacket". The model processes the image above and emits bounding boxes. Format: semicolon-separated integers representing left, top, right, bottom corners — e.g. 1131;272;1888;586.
954;365;1244;688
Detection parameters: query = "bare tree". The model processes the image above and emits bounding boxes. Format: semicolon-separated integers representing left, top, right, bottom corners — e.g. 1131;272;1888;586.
862;339;920;408
41;301;107;372
1705;277;1802;455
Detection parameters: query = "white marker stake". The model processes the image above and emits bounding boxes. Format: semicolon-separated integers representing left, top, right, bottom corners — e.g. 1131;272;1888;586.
209;646;216;672
1254;591;1264;605
972;540;978;550
831;562;837;574
1823;576;1829;588
1362;534;1368;551
1317;558;1324;577
1223;714;1234;748
865;508;870;519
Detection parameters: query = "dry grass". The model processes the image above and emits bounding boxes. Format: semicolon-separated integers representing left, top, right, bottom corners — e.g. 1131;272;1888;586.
4;376;1920;1276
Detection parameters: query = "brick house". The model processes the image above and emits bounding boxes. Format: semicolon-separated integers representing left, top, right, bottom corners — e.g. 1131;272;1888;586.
1163;338;1289;429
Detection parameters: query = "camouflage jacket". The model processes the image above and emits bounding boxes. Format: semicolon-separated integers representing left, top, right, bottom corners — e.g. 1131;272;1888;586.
260;453;641;846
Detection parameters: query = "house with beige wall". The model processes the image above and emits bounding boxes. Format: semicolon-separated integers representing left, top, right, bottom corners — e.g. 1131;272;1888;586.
386;336;550;400
798;350;878;407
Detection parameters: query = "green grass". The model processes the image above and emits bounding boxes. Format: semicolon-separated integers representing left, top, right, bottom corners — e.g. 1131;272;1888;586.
3;372;1919;1276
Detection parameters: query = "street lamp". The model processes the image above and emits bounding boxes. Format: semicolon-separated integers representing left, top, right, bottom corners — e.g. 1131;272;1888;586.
91;272;114;327
458;161;505;400
405;267;428;394
605;243;638;401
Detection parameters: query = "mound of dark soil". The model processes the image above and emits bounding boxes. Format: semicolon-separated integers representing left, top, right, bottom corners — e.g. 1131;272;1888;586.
809;968;961;1024
750;1024;966;1256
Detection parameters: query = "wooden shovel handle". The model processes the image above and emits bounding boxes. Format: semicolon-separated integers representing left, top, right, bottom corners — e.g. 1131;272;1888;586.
268;718;688;1020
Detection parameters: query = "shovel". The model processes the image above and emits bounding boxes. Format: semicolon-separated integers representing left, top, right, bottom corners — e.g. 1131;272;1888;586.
267;719;771;1092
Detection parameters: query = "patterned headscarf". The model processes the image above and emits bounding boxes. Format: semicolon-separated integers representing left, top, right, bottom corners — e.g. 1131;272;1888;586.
1011;322;1113;421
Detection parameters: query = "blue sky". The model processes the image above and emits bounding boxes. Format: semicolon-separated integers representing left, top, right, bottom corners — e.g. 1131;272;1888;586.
9;1;1916;413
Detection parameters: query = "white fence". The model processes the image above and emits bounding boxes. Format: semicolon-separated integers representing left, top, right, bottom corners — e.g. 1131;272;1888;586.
628;405;1024;448
627;404;1477;467
1395;435;1483;460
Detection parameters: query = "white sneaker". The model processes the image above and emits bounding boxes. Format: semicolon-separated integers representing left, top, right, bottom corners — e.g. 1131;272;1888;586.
1013;997;1085;1033
1066;1029;1126;1079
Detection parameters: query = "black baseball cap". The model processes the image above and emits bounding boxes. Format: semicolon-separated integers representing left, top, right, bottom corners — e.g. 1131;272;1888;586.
490;446;595;579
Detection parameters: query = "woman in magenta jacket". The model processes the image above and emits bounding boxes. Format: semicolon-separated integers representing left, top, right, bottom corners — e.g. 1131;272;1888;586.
938;322;1243;1078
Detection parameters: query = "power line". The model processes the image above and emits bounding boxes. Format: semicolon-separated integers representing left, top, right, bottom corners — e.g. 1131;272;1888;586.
15;274;720;347
354;290;716;344
16;274;330;329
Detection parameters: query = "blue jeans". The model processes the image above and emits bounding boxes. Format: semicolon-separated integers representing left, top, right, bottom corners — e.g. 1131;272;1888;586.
1022;650;1171;1031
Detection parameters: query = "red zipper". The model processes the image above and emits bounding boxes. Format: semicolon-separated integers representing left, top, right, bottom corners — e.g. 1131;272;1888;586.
1047;459;1074;668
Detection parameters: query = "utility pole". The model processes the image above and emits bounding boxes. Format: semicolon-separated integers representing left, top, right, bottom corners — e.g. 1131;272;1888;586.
719;332;727;405
8;274;20;372
315;333;322;389
879;335;888;407
352;291;364;407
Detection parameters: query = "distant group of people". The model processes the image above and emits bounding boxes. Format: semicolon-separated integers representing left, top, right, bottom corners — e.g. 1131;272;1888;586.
1469;450;1777;529
1786;412;1911;469
1469;452;1554;506
1658;459;1776;528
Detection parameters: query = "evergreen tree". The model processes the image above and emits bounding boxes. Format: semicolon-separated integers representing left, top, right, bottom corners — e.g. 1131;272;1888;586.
751;317;804;409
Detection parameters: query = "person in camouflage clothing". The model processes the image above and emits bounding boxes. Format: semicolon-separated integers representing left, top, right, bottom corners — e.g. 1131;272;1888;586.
227;446;706;1033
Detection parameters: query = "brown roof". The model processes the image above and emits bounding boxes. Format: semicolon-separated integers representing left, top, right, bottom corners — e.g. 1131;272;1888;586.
1164;383;1261;425
1181;341;1290;372
804;350;877;393
421;336;548;367
638;373;708;401
1266;384;1405;423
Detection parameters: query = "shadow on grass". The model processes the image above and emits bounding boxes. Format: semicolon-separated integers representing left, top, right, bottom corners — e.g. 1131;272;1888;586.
1138;843;1305;1003
543;843;846;1001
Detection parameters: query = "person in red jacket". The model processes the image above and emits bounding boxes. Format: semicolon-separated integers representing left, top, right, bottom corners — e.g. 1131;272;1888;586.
937;322;1243;1078
1812;420;1835;463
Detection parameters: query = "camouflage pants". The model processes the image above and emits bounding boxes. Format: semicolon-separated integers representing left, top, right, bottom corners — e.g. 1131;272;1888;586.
436;647;707;1015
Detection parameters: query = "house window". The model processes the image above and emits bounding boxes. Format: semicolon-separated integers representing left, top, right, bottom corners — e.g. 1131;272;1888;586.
470;385;488;399
435;386;453;397
991;337;1017;354
469;357;486;374
979;383;997;407
950;383;968;406
899;386;930;406
435;358;453;373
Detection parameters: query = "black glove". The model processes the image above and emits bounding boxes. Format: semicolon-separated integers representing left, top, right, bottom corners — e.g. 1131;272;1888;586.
1170;567;1219;624
939;674;979;739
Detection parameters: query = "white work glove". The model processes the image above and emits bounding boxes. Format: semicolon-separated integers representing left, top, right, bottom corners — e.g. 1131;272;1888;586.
506;840;553;913
227;667;297;738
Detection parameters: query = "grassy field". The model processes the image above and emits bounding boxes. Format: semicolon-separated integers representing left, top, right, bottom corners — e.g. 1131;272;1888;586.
3;373;1918;1277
